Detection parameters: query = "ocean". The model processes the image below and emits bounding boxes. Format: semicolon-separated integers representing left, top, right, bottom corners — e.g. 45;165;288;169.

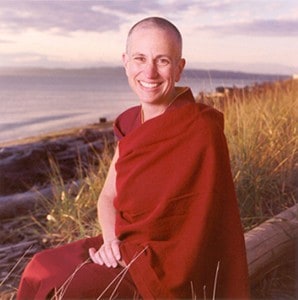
0;67;285;143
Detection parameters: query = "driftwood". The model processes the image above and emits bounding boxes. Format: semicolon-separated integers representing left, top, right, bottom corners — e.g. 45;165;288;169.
0;214;46;295
0;186;53;219
0;126;115;195
0;180;82;219
245;204;298;284
0;125;115;219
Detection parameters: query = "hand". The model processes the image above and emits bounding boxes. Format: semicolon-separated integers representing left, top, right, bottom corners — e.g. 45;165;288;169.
89;239;121;268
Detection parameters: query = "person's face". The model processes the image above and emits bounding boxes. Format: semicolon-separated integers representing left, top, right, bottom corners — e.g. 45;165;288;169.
122;26;185;106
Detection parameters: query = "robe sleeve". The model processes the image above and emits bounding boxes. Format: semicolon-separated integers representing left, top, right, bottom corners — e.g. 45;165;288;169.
113;106;141;140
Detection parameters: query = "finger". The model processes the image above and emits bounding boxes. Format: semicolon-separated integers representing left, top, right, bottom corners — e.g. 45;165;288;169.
89;248;100;264
101;243;120;268
88;247;96;262
89;248;103;265
99;244;115;268
111;239;121;261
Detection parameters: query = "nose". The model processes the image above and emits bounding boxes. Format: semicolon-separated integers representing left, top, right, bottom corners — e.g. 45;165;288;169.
143;61;158;78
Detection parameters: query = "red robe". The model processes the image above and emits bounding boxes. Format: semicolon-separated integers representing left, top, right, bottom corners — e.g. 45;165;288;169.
17;87;249;299
113;88;249;299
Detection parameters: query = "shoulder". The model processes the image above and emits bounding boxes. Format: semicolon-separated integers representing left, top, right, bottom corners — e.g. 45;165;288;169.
184;102;226;146
113;106;142;140
196;102;224;131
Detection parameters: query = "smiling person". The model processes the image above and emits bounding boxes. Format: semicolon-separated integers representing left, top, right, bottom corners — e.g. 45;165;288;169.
17;17;250;299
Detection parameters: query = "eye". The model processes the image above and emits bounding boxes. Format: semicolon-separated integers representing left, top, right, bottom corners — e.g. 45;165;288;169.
133;56;146;64
156;57;170;66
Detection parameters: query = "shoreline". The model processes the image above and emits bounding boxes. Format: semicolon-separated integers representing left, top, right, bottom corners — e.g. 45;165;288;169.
0;121;114;148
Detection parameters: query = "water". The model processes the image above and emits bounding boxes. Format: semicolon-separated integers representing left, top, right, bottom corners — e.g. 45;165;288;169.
0;67;284;143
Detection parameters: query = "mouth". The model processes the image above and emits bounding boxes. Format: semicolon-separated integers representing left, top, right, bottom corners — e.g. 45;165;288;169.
139;81;161;89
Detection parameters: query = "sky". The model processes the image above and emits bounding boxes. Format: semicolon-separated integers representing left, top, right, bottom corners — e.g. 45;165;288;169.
0;0;297;75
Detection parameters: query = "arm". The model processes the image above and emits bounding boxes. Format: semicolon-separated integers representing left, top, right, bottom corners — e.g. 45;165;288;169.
89;145;121;268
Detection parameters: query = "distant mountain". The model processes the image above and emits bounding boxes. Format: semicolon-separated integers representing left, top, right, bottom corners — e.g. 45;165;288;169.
0;66;126;77
0;66;289;81
182;69;289;81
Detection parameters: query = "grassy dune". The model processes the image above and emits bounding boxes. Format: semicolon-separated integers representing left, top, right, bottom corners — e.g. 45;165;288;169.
223;80;297;229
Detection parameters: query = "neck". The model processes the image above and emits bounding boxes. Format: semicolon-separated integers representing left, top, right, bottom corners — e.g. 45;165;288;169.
141;105;165;123
141;90;178;123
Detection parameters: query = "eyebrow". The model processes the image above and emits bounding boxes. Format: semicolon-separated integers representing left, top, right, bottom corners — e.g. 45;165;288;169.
131;53;172;60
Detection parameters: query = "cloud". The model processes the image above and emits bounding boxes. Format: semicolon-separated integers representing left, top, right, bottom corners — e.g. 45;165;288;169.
1;0;297;73
0;0;194;33
0;0;127;33
197;18;298;37
0;0;242;34
0;51;88;68
240;19;298;36
0;38;14;44
0;52;49;67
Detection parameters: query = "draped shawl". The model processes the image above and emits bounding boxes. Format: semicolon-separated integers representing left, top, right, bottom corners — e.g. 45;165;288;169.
113;101;249;299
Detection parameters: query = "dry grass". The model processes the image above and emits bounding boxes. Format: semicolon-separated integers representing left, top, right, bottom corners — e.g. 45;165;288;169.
44;141;114;245
0;144;114;298
251;247;297;299
201;79;298;230
0;212;49;298
1;79;297;299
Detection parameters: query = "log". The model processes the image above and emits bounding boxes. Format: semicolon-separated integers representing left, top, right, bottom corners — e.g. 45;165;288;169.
245;204;298;284
0;125;115;219
0;187;54;219
0;180;82;220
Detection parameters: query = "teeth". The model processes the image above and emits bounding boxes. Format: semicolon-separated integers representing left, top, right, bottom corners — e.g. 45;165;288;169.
140;81;159;88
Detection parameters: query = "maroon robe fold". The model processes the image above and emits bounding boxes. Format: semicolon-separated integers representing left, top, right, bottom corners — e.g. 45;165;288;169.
17;236;138;299
114;101;250;299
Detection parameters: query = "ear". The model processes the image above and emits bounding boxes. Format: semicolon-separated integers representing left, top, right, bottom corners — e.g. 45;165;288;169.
175;58;186;82
122;53;129;67
122;53;129;76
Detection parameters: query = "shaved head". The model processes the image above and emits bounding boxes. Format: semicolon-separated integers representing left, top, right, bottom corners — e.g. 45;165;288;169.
126;17;183;58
